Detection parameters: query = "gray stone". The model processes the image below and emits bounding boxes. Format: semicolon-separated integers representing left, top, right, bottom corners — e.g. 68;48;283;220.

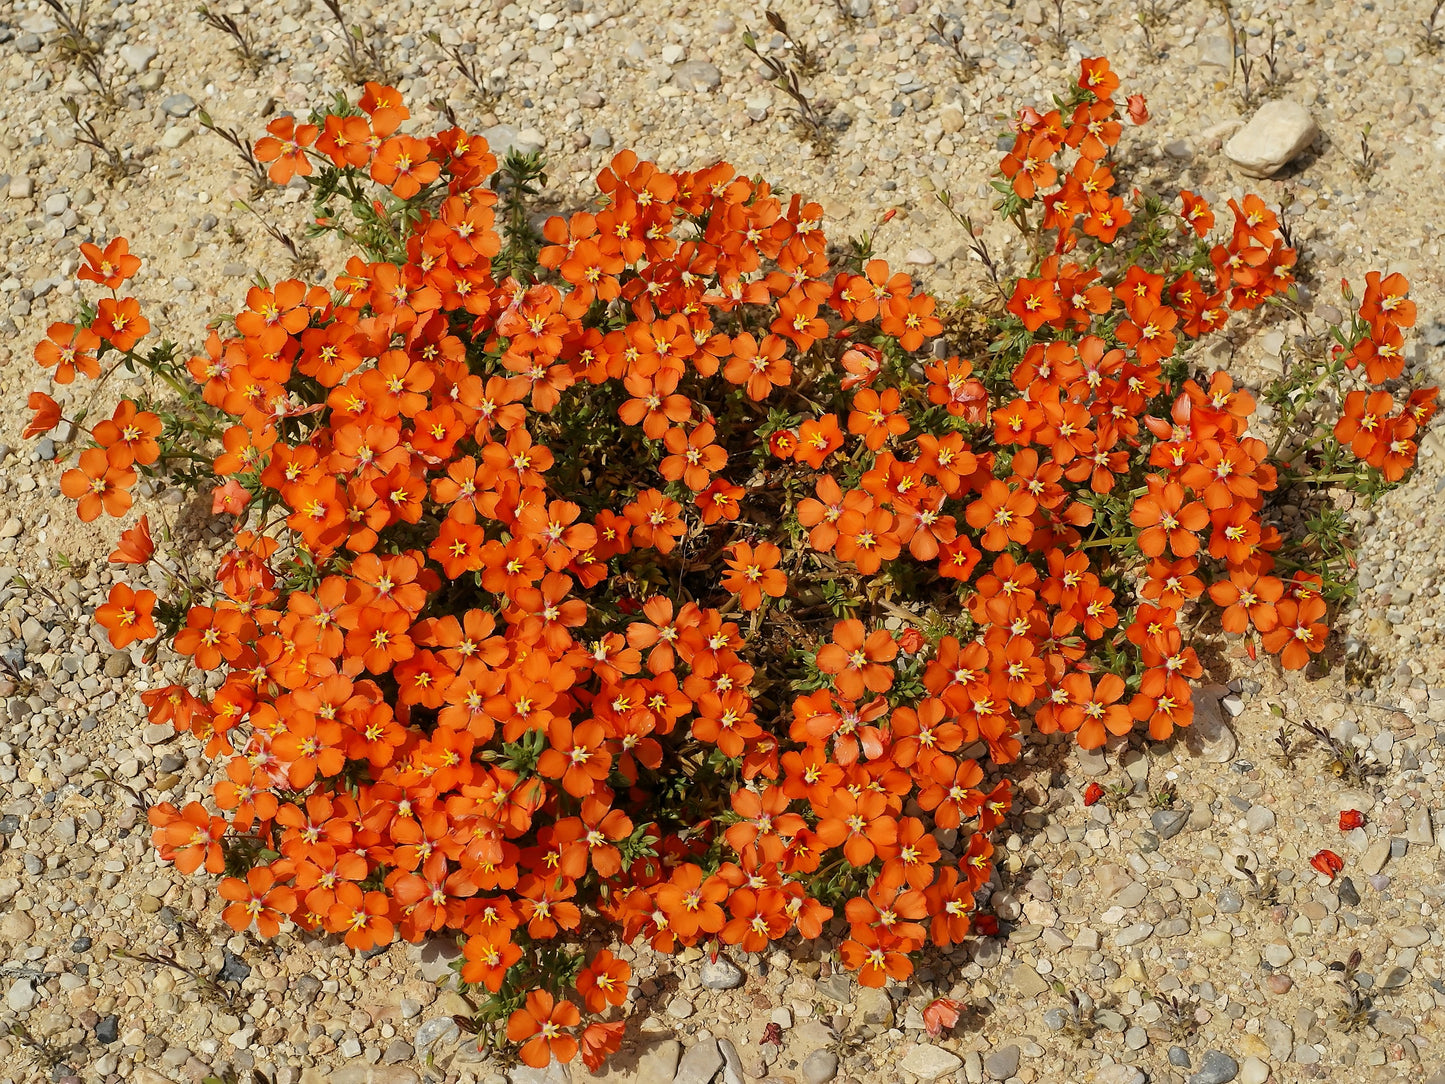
161;94;197;118
984;1044;1020;1080
900;1044;964;1081
1391;925;1429;948
413;1016;459;1051
1245;805;1276;834
667;995;695;1019
15;33;42;54
1189;1050;1239;1084
854;986;895;1027
1337;877;1361;906
1185;688;1237;762
675;1037;724;1084
1224;100;1318;178
1170;1046;1191;1067
700;955;745;989
672;61;722;92
634;1039;681;1084
1199;34;1233;67
120;43;159;72
6;977;38;1011
803;1049;840;1084
1152;809;1189;839
588;127;612;149
718;1037;743;1084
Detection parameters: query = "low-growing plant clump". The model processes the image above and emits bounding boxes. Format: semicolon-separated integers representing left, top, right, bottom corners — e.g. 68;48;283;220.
24;58;1435;1070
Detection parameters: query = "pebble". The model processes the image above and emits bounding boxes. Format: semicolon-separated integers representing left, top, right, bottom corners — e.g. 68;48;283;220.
1337;877;1361;907
1098;1066;1146;1084
900;1044;964;1081
802;1049;840;1084
1361;838;1392;875
1152;809;1190;839
1224;100;1318;178
119;43;159;72
700;956;745;989
674;1037;723;1084
984;1044;1020;1081
6;977;38;1011
1239;1057;1270;1084
905;247;936;266
672;61;722;93
1189;1050;1239;1084
161;94;197;118
667;995;695;1019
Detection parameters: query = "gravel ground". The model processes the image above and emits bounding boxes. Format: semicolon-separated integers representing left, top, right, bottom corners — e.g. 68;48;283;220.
1;2;1444;1084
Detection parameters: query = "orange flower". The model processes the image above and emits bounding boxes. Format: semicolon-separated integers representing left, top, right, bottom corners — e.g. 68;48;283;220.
94;582;157;649
507;990;580;1068
576;949;631;1013
109;516;156;565
34;321;101;383
78;237;142;288
219;867;297;937
721;541;787;610
24;392;62;439
91;297;149;352
60;448;135;522
815;619;898;700
92;399;162;467
254;115;319;185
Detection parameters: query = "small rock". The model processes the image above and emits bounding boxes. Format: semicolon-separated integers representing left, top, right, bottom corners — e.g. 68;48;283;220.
854;986;895;1027
1245;805;1276;834
96;1014;120;1044
984;1044;1020;1081
1224;100;1318;178
1406;808;1434;847
1170;1046;1192;1067
634;1039;681;1083
161;94;197;118
1185;688;1237;762
1337;877;1361;906
381;1040;414;1065
672;61;722;92
1152;809;1189;840
940;104;966;133
900;1044;964;1081
675;1037;724;1084
1;911;35;940
1391;925;1429;948
1098;1066;1147;1084
905;247;936;266
7;177;33;200
667;996;695;1020
142;723;173;745
588;127;612;149
1239;1057;1269;1084
1361;838;1391;876
700;956;745;990
802;1049;840;1084
1189;1050;1239;1084
120;43;159;72
104;653;132;678
661;44;686;64
15;33;42;54
161;126;194;149
414;1016;460;1051
6;978;38;1012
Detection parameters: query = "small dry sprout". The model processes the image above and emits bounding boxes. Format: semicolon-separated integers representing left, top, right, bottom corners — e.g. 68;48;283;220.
931;16;979;79
1330;948;1374;1032
42;0;117;104
62;97;135;180
426;32;503;110
115;944;236;1007
1134;0;1170;58
1150;783;1178;809
1424;0;1445;53
3;1023;66;1072
320;0;394;85
234;199;321;277
196;6;265;72
741;29;835;156
765;9;820;74
1232;856;1280;905
1353;122;1378;180
198;110;270;194
1051;987;1101;1042
1149;992;1199;1043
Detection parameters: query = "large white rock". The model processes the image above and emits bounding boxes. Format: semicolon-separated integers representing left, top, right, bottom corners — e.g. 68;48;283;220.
1224;100;1318;177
